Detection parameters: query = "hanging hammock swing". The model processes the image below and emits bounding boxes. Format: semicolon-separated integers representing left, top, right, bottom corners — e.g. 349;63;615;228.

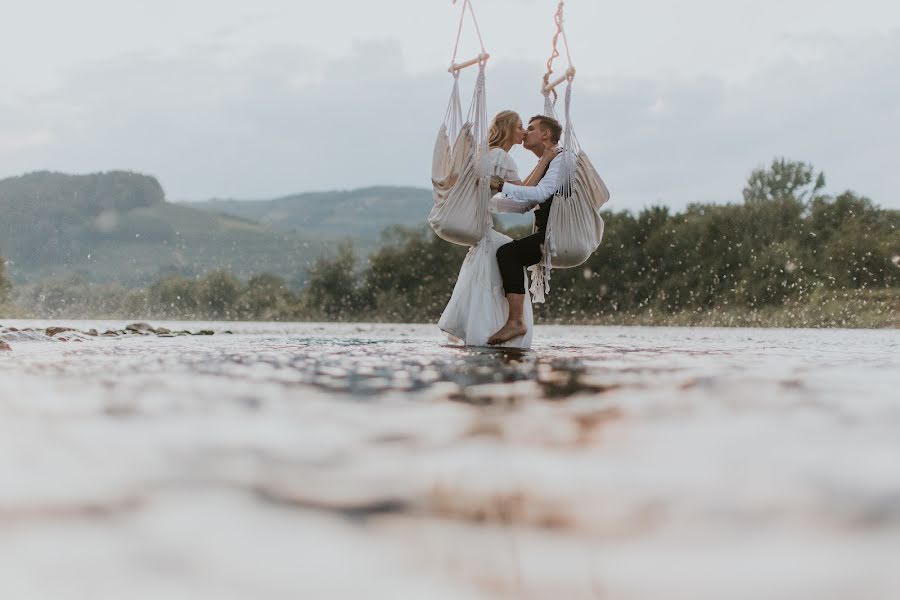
429;0;492;247
528;0;611;302
429;0;610;302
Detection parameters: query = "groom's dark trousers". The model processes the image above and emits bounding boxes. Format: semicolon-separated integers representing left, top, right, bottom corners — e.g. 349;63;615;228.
496;197;553;295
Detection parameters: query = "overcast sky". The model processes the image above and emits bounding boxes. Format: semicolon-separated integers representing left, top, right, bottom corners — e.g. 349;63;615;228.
1;0;899;210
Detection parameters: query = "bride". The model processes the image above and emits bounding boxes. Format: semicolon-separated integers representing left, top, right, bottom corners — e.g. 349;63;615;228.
438;110;558;349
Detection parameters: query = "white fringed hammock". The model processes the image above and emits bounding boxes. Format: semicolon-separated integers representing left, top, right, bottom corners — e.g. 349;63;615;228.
528;0;610;303
429;0;492;247
429;0;610;302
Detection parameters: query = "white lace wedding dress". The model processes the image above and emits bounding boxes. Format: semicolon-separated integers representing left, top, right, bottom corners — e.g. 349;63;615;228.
438;147;534;349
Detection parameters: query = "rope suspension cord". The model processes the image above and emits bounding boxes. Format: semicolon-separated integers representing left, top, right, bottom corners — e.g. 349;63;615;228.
540;0;580;175
541;1;576;109
443;0;489;151
449;0;489;73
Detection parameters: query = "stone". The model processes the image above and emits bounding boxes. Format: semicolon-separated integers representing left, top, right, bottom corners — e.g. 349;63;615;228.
125;322;155;334
194;330;215;336
0;341;11;351
87;329;99;336
155;327;171;335
46;327;76;337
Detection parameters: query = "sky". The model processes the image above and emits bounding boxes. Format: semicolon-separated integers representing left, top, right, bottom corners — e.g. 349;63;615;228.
1;0;899;210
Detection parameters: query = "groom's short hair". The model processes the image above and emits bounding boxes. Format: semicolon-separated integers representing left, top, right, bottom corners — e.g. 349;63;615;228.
529;115;562;144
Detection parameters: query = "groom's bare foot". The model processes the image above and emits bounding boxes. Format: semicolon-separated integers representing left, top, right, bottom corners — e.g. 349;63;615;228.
488;320;527;345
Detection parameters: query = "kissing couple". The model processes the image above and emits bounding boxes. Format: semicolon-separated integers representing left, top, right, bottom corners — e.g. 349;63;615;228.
439;110;566;349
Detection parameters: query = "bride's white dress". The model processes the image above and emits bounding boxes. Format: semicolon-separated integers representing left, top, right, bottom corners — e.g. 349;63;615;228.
438;147;534;349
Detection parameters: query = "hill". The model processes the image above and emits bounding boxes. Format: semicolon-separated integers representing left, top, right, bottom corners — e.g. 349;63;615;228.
0;171;329;286
0;173;533;288
185;186;433;240
186;185;532;241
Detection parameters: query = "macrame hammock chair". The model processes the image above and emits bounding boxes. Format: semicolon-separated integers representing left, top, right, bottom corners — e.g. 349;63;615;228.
429;0;491;247
429;0;610;302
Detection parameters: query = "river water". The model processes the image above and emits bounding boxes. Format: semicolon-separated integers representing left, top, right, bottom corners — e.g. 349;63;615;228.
1;320;898;599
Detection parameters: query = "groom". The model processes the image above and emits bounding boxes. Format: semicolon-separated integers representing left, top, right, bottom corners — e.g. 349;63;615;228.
487;114;566;345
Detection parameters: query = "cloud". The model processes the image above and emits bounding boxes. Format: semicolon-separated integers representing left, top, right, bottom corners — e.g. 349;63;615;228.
1;31;898;210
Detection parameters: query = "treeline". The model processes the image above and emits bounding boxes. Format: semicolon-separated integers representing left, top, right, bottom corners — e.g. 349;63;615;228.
301;159;899;325
10;271;297;321
3;159;899;326
0;258;11;307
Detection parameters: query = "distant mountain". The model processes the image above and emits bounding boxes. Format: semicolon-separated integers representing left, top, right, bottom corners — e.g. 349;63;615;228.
186;186;433;240
186;185;532;240
0;171;329;286
0;173;530;287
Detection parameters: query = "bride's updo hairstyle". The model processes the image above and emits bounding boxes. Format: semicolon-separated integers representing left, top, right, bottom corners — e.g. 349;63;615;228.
487;110;520;149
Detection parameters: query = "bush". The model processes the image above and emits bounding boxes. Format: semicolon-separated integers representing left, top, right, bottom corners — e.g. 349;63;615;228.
0;255;11;305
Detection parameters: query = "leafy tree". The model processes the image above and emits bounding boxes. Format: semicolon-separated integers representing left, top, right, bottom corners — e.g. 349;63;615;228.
238;273;297;320
198;271;241;320
736;241;810;306
148;276;201;319
300;243;365;320
363;227;468;321
743;158;825;205
0;255;11;304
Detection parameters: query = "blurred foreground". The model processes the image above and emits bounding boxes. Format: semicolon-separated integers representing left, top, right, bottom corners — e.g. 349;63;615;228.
1;321;899;599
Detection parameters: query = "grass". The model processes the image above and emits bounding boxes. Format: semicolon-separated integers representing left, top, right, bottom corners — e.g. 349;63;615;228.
548;288;899;329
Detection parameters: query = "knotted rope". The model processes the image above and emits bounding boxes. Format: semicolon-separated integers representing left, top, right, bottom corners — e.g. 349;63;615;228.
542;1;575;108
530;1;581;303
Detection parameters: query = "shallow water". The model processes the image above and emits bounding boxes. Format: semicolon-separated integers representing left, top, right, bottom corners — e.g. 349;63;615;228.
1;320;899;599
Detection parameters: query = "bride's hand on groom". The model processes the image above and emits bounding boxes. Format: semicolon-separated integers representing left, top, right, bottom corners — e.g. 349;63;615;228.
489;176;504;193
541;145;563;163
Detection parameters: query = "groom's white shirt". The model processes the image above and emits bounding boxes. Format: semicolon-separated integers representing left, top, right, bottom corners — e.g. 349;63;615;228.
490;151;568;214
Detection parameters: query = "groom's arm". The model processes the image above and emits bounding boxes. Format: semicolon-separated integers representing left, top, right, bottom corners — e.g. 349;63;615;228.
489;193;538;214
499;153;565;203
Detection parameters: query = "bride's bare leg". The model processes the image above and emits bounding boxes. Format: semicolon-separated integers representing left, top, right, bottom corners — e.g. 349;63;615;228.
488;293;528;345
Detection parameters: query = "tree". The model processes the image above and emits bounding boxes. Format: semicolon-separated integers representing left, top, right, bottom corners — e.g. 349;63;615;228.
743;158;825;205
148;275;201;319
198;271;241;320
0;255;11;304
238;273;297;320
363;228;467;321
300;243;365;320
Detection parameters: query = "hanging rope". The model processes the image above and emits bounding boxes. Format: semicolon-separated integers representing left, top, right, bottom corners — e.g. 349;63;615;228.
542;1;576;109
450;0;487;69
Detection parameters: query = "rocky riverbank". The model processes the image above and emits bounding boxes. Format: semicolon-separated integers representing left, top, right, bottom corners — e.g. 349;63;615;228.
0;322;224;350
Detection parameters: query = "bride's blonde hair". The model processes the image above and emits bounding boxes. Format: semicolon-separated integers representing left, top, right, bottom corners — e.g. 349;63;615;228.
487;110;520;149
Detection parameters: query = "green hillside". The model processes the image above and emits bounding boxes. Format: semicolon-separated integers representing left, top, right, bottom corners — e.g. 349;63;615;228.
0;171;328;286
186;186;434;240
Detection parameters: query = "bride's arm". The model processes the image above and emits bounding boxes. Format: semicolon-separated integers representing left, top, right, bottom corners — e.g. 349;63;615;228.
522;145;562;186
488;146;559;191
497;151;557;187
